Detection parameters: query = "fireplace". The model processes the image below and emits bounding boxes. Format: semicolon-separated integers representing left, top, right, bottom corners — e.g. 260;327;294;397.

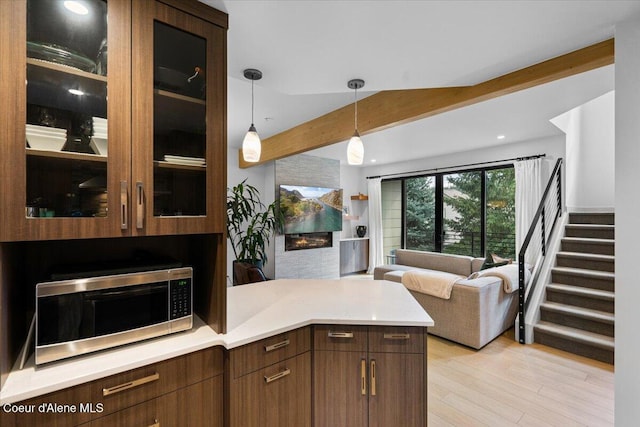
285;232;333;251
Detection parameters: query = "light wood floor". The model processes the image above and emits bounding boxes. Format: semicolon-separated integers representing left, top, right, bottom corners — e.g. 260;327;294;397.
428;330;614;427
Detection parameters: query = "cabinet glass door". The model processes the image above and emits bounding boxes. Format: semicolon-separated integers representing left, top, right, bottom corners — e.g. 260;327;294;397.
152;21;207;218
133;0;226;236
26;0;109;219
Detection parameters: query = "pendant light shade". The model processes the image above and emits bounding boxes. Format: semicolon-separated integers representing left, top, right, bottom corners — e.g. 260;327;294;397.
242;124;261;162
242;69;263;163
347;79;365;165
347;131;364;165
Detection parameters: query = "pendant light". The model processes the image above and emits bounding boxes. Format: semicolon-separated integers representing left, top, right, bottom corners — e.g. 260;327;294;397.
242;68;263;163
347;78;365;165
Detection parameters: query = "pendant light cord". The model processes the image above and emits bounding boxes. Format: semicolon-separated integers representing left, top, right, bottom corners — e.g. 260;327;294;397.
251;78;255;126
354;86;358;132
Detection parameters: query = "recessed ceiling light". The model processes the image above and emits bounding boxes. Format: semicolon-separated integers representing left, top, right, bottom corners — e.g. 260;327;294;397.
370;159;377;163
64;1;89;15
68;89;85;96
497;135;506;140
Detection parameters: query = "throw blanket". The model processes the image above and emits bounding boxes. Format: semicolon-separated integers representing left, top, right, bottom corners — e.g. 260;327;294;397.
469;263;530;293
401;270;464;300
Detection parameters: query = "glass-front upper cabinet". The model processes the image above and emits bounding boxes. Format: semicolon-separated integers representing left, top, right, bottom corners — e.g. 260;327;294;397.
132;0;226;236
26;0;109;219
0;0;131;241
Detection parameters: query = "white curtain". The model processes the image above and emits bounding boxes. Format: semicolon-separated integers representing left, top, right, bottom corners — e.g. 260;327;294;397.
514;158;542;264
367;177;384;274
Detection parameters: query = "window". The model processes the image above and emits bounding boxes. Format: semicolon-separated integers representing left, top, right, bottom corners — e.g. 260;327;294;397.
382;165;515;259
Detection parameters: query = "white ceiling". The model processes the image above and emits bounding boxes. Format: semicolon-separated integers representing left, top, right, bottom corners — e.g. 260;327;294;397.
201;0;639;166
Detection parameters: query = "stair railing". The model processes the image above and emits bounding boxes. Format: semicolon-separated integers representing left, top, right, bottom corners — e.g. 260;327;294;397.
518;158;563;344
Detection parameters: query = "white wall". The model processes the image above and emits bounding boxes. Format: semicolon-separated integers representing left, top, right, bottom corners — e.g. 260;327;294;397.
551;91;615;212
340;164;369;239
615;15;640;426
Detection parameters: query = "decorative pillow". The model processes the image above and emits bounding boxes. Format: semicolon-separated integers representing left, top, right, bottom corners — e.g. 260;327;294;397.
480;251;510;270
491;253;513;264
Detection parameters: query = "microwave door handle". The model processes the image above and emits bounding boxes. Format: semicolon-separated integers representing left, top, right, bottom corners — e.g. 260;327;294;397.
84;283;167;300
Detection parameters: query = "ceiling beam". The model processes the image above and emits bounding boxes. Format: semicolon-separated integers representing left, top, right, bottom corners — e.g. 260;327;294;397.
239;38;614;168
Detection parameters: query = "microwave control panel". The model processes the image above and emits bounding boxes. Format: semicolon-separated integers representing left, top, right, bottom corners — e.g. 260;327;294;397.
170;277;192;319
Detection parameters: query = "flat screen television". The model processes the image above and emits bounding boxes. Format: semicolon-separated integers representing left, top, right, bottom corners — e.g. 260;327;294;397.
279;185;343;234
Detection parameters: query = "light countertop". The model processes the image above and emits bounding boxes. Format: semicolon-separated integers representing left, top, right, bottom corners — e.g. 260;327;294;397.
0;279;432;404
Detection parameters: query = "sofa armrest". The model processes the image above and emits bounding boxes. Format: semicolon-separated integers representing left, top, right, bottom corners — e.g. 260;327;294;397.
374;265;395;280
454;276;503;289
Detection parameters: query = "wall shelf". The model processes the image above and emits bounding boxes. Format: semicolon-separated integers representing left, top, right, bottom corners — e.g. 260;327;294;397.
350;194;368;201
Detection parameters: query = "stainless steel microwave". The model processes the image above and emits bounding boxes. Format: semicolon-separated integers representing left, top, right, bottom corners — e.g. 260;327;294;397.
35;267;193;365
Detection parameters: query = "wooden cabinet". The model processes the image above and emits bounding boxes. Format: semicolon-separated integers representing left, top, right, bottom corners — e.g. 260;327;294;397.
313;325;427;427
340;239;369;275
0;0;227;242
228;327;312;427
0;0;228;391
0;347;224;427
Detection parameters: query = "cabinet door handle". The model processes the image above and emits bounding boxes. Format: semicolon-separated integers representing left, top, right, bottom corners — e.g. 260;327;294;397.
148;420;160;427
328;331;354;338
370;359;376;396
136;181;144;229
102;372;159;396
360;359;367;395
383;333;410;340
120;181;128;230
264;339;290;352
264;368;290;384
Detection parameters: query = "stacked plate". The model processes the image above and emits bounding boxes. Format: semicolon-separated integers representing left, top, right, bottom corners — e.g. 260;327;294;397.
163;155;206;166
90;117;108;156
26;124;67;152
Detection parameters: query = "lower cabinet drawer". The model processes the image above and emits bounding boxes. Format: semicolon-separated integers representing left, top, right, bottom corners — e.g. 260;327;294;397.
95;347;222;417
368;326;425;354
313;325;368;352
92;375;223;427
229;352;311;427
230;327;310;378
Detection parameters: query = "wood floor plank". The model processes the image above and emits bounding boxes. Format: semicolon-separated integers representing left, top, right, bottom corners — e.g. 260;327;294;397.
427;332;613;427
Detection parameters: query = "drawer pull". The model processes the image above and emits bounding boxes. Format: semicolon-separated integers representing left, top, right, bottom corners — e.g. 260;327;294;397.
120;181;128;230
360;359;367;395
136;181;144;229
383;333;410;340
328;331;354;338
102;372;160;396
264;368;291;384
370;359;376;396
264;339;290;352
148;420;160;427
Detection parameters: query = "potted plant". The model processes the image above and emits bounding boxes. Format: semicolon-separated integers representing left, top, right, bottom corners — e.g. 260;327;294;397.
227;179;283;283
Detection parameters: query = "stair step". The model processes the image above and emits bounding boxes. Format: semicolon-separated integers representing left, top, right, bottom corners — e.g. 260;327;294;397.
551;267;615;291
568;212;615;225
556;251;615;272
546;283;614;313
561;237;614;255
540;302;615;337
534;321;614;364
565;224;615;239
540;302;615;323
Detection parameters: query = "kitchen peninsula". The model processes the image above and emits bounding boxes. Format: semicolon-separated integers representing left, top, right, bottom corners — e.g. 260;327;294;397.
1;279;433;426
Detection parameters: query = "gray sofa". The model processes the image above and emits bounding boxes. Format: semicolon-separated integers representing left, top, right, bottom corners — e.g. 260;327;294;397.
374;249;519;349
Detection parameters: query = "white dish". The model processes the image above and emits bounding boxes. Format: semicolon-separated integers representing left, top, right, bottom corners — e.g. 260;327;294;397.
26;126;66;136
89;137;108;156
164;155;205;162
27;134;66;151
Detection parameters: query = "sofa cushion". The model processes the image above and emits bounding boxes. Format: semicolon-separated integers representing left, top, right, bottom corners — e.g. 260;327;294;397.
395;249;473;276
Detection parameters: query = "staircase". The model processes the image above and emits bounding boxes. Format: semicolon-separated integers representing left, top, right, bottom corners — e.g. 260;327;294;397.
534;212;615;364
